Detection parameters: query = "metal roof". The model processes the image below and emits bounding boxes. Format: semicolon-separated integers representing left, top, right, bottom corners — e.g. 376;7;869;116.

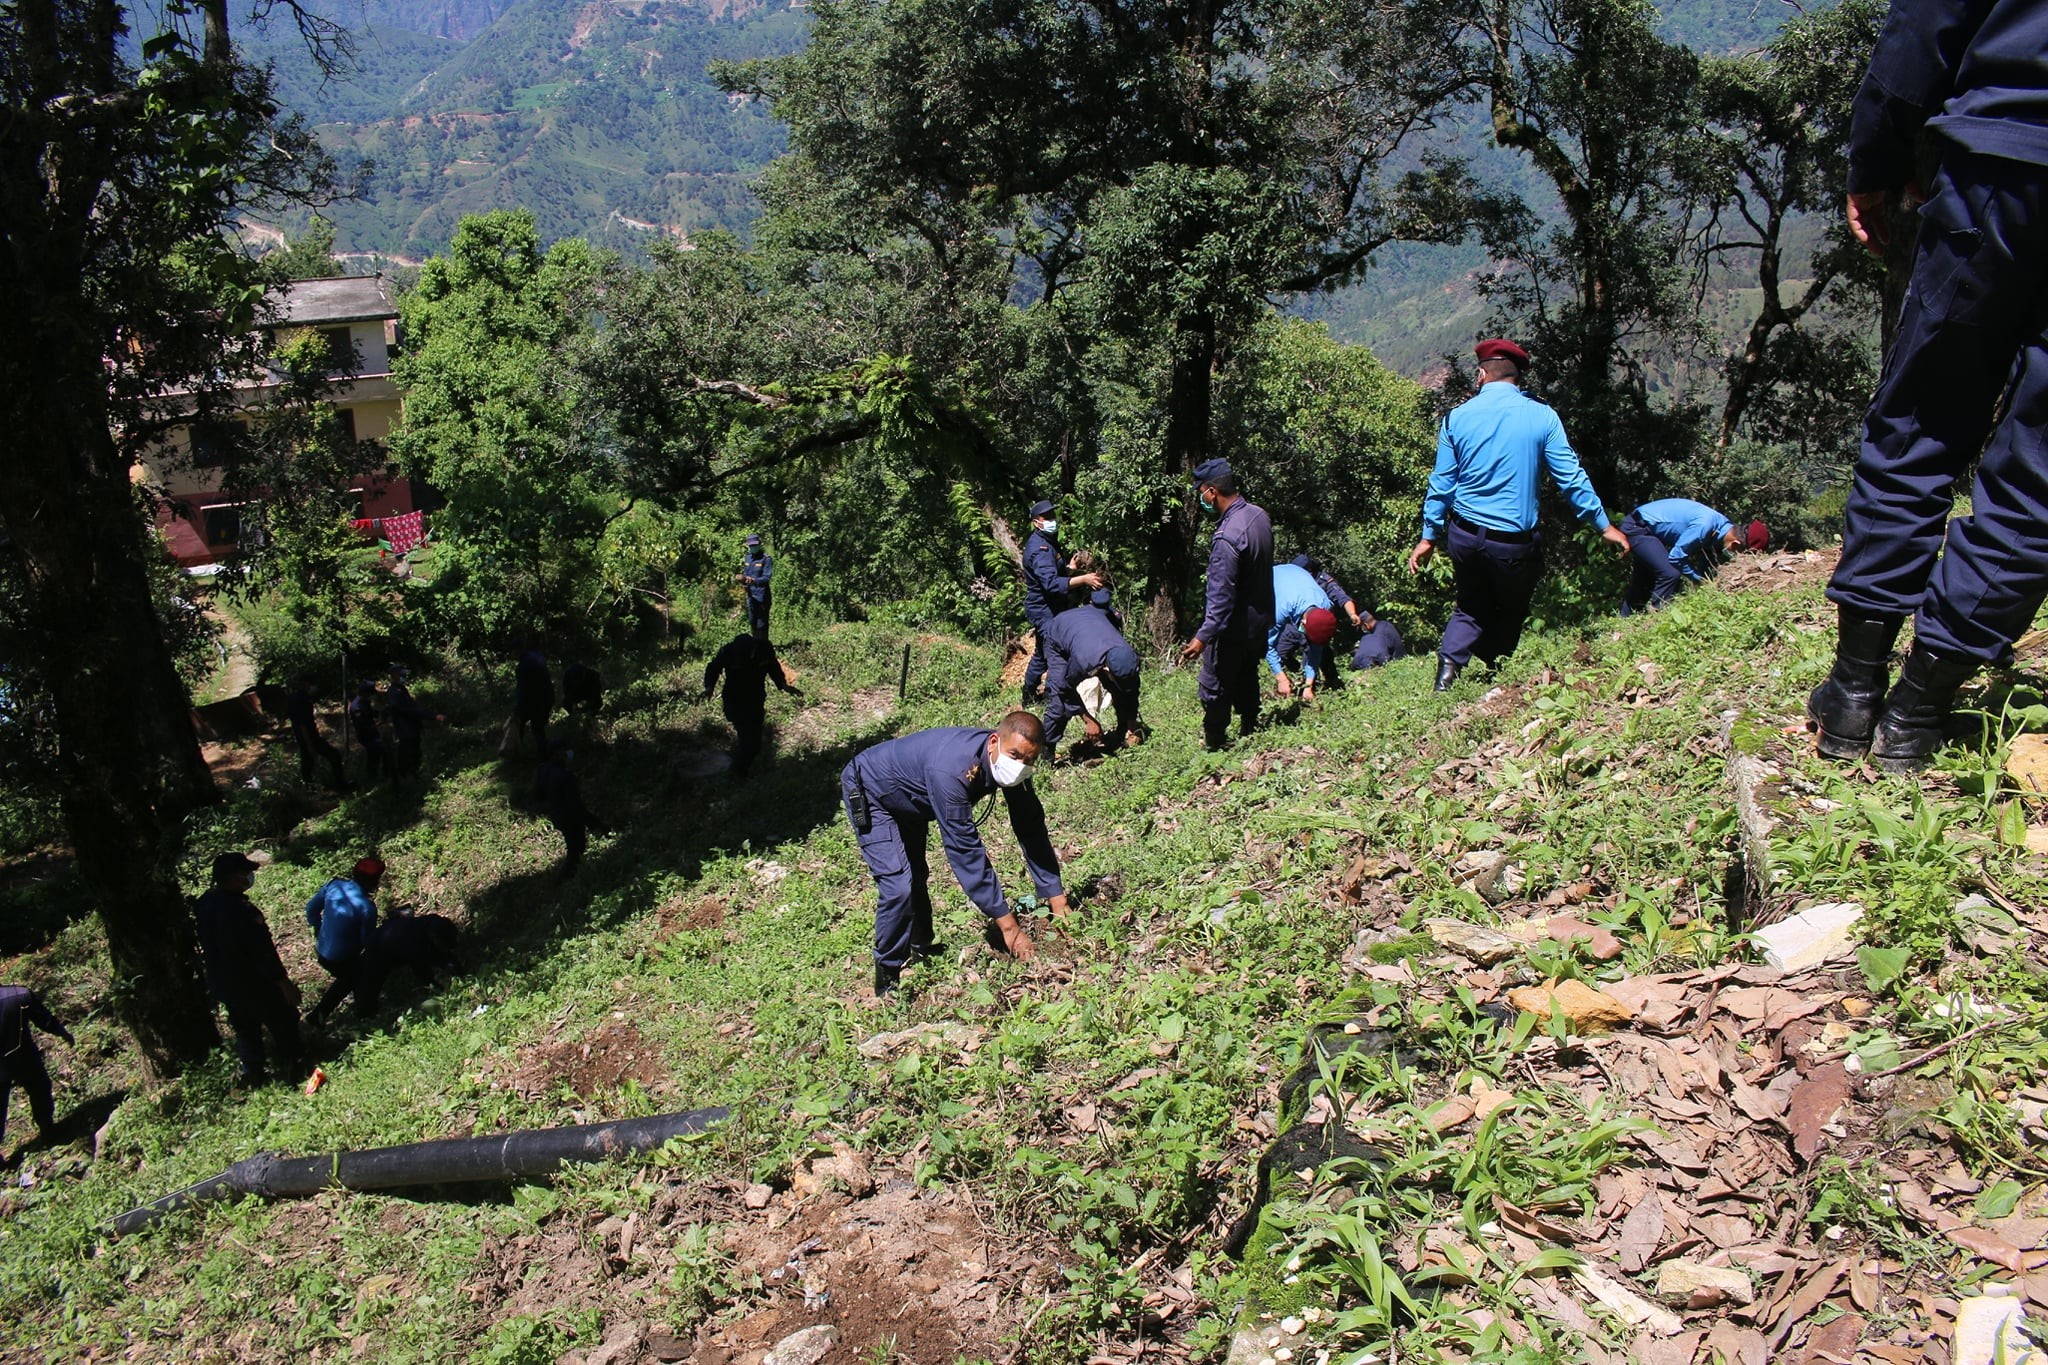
274;275;398;326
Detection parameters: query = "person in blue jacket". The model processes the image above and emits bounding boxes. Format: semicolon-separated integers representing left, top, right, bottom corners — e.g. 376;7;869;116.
840;714;1073;998
1040;591;1143;758
1268;561;1336;702
1179;460;1275;749
1808;0;2048;771
738;534;774;638
1618;499;1741;616
1409;339;1629;691
305;856;384;1021
1019;500;1104;705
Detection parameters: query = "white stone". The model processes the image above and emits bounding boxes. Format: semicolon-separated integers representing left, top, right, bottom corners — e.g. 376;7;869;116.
1424;918;1518;964
1654;1260;1755;1307
1279;1317;1304;1335
763;1324;840;1365
1954;1297;2047;1365
1754;901;1864;972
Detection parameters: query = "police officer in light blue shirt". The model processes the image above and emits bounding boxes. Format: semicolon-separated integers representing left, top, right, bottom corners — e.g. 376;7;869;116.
1409;339;1629;691
1619;498;1741;616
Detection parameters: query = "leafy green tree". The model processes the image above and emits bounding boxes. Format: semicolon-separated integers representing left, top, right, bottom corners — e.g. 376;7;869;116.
0;0;343;1073
1696;0;1883;458
724;0;1487;646
1478;0;1712;499
271;216;346;280
390;211;613;647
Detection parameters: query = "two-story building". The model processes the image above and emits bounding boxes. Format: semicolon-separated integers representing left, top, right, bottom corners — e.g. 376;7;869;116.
143;274;424;569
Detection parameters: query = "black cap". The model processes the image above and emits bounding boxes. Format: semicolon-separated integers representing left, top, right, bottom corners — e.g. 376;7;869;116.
1106;643;1140;680
1090;587;1113;608
211;851;259;882
1192;458;1232;488
1290;552;1312;569
1029;499;1055;520
745;533;762;547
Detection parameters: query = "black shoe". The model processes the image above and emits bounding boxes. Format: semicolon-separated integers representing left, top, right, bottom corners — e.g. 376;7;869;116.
874;962;902;998
1869;645;1979;773
1434;656;1462;692
909;940;948;964
1807;609;1904;759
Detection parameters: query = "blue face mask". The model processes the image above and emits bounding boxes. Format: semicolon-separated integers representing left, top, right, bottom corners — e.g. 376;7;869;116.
1037;519;1057;536
1200;491;1217;512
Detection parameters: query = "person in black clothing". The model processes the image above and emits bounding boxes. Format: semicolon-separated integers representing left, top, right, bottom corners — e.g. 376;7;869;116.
535;749;608;876
286;675;348;789
703;633;803;778
561;660;604;717
0;984;73;1147
347;681;389;783
508;645;554;758
193;851;305;1087
385;667;435;785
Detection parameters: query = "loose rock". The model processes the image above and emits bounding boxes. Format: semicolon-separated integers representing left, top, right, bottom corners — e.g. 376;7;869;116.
1752;901;1863;973
763;1323;840;1365
1654;1260;1755;1308
1953;1296;2047;1365
1506;978;1635;1033
1424;918;1518;964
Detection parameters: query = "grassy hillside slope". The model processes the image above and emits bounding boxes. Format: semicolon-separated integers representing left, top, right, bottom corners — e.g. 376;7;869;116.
4;559;2046;1362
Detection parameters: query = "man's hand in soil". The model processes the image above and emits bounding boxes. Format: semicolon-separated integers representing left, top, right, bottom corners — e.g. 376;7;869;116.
993;912;1037;961
1047;893;1074;921
1274;672;1294;699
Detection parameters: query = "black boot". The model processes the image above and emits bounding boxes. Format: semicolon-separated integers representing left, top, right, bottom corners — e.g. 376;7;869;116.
1807;609;1903;759
1869;645;1980;773
1434;656;1462;693
873;962;902;998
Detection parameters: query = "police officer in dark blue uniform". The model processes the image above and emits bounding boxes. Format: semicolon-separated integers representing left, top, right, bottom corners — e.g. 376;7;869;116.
1040;592;1143;758
840;713;1073;998
1808;0;2048;772
1409;339;1630;691
193;852;305;1087
1020;500;1104;705
738;534;774;638
703;632;803;777
1180;460;1274;749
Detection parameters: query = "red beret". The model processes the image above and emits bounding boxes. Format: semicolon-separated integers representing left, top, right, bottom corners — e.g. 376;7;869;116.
1304;607;1337;646
1474;338;1530;368
1745;520;1770;552
353;856;386;880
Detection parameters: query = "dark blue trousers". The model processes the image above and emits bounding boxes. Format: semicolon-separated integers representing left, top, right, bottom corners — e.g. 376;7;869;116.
1043;669;1140;751
1197;633;1261;748
1023;605;1054;696
1830;147;2048;665
845;794;937;970
1440;519;1542;667
747;591;771;639
1620;514;1684;616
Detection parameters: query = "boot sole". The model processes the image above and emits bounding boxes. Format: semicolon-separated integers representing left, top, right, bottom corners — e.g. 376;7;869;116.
1871;749;1934;774
1812;726;1873;760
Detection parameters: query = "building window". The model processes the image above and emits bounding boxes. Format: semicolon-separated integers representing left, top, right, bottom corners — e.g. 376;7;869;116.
202;504;243;547
318;326;358;374
187;419;239;470
333;408;358;445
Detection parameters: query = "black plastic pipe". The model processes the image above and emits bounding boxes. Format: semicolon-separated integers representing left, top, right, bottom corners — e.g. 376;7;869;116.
108;1106;729;1235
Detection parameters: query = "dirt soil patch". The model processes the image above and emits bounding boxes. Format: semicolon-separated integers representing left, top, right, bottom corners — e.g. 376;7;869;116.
1720;547;1837;596
499;1021;667;1102
693;1153;1044;1365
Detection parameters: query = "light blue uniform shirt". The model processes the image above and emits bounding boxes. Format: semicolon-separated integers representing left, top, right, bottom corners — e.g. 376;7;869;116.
1266;563;1334;679
1420;383;1611;540
1633;498;1733;581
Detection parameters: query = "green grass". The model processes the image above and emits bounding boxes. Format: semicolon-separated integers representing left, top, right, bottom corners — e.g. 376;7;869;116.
4;577;2047;1361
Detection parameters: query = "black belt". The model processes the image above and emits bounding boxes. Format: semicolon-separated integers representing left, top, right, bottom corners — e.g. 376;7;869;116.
1451;513;1535;544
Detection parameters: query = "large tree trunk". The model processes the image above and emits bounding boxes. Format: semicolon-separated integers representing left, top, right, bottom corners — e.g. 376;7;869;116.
1145;311;1215;655
1;321;221;1079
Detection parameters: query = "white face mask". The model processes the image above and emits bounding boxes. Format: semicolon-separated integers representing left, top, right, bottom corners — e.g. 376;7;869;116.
989;747;1033;788
1038;519;1058;536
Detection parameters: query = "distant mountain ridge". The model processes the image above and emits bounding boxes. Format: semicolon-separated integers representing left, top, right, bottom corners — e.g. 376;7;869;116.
258;0;1788;376
255;0;804;262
